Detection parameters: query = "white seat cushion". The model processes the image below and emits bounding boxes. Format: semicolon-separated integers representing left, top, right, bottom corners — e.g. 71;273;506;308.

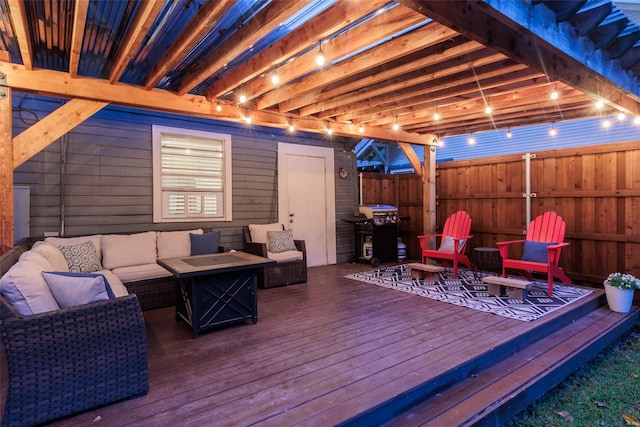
111;263;172;282
266;250;304;263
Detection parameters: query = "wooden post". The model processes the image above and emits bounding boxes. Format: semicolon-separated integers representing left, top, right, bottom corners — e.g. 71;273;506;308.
0;66;14;254
423;144;436;248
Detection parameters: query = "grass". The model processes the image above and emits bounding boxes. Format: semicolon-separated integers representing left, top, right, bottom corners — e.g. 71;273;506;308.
504;321;640;426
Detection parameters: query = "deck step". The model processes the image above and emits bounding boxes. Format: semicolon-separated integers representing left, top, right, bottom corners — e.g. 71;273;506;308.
382;305;640;427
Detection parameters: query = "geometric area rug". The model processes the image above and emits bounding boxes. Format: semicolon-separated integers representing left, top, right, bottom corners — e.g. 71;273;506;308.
345;264;592;322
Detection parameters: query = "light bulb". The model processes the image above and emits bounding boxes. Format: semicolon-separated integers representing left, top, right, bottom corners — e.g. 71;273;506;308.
506;128;512;138
215;102;222;112
602;118;611;128
288;124;295;132
327;127;333;135
245;115;251;124
635;116;640;125
550;89;558;100
316;48;325;67
239;94;247;103
468;135;476;144
359;125;364;133
271;73;279;85
485;105;492;115
393;120;399;131
433;111;440;121
549;126;557;136
595;100;604;109
617;112;625;121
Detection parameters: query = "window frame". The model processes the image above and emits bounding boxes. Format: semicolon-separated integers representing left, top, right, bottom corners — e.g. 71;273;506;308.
152;125;232;223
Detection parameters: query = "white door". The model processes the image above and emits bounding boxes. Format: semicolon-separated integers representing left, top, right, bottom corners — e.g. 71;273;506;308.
278;143;336;267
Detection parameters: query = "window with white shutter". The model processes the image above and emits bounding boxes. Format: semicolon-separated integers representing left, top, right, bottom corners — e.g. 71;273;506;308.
152;125;232;222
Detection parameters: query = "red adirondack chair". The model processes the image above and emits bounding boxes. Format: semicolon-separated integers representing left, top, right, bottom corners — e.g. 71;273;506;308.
496;211;572;296
417;210;475;279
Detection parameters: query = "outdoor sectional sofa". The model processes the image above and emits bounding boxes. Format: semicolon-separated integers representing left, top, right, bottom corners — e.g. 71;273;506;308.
0;228;224;426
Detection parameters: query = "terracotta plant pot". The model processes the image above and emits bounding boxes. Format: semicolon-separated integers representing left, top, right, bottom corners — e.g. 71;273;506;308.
604;284;635;313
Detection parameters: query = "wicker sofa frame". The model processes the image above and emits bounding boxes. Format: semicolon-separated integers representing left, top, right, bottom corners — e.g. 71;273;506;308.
242;226;307;289
0;240;148;427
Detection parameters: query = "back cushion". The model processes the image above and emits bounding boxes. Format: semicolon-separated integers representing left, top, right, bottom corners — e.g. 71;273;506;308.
157;229;203;259
249;223;283;251
101;231;157;270
0;258;59;315
30;241;69;271
45;235;103;260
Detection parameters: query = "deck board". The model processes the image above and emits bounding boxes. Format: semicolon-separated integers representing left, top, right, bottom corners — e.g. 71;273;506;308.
29;262;612;427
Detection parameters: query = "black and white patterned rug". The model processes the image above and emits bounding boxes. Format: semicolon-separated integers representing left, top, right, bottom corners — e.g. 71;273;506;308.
345;264;592;322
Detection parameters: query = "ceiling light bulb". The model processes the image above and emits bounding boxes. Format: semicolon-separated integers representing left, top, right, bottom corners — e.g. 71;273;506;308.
595;100;604;109
506;128;512;138
358;125;364;133
393;120;399;131
316;48;325;67
635;116;640;125
215;102;222;112
602;118;611;128
550;89;559;100
549;125;557;136
271;73;279;85
245;115;251;124
239;94;247;103
617;112;625;121
327;127;333;135
468;135;476;144
485;106;492;114
288;124;295;132
433;111;440;121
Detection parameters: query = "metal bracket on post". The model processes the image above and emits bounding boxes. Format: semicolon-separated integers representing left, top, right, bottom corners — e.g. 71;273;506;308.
0;72;7;98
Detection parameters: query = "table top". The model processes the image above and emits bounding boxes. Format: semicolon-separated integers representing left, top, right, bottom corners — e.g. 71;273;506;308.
157;251;276;278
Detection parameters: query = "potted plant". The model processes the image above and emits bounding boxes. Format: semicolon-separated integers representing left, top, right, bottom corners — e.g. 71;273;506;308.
603;272;639;313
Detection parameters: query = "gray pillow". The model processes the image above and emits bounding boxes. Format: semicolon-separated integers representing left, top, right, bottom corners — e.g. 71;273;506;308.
267;229;297;253
58;241;103;273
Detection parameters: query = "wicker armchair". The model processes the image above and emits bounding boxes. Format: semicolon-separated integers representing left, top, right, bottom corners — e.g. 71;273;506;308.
243;225;307;288
0;293;148;426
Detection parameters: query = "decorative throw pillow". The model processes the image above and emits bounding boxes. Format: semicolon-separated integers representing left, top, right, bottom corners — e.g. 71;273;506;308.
438;236;466;253
521;240;556;263
42;272;115;308
58;241;103;273
267;229;297;253
190;231;221;255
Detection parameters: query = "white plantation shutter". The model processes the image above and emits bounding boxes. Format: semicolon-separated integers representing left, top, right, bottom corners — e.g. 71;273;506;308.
153;126;232;222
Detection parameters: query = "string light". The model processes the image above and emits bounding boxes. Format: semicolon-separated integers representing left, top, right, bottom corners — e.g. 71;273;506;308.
392;117;400;131
549;123;557;136
617;112;625;121
602;117;611;128
485;105;492;115
215;101;222;112
358;124;364;133
316;42;325;67
239;94;247;104
288;118;294;132
506;127;512;138
244;115;251;124
550;86;559;100
467;134;476;144
635;116;640;125
433;109;440;121
271;71;279;85
595;99;604;109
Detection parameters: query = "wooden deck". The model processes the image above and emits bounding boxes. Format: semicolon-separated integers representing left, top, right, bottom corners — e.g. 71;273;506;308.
13;263;639;426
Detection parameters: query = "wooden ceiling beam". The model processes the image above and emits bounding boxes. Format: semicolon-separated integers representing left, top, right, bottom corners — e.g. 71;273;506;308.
398;0;640;115
0;63;434;146
258;21;457;110
203;0;390;101
109;0;164;84
332;64;537;123
143;0;234;90
7;0;33;70
69;0;89;77
246;5;426;107
294;43;498;116
177;0;314;96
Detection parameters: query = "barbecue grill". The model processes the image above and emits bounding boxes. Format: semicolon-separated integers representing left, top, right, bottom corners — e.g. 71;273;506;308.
344;204;402;266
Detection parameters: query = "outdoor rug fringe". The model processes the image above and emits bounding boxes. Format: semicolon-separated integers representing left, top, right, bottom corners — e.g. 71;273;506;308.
345;264;592;322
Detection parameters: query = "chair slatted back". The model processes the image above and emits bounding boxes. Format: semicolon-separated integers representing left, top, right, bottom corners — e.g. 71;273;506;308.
442;210;472;240
526;211;566;243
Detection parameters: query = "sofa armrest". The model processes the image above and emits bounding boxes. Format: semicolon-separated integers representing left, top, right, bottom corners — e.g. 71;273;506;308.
294;239;306;255
0;294;148;426
244;241;268;257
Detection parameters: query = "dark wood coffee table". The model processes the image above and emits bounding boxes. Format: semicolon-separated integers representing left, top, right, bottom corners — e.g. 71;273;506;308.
157;251;275;338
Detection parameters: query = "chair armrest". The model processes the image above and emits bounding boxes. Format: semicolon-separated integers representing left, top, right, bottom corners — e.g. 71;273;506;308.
496;239;525;260
456;235;473;240
244;241;268;257
294;240;307;258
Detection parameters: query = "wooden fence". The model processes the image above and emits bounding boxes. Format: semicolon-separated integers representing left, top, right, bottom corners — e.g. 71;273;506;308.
361;141;640;286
